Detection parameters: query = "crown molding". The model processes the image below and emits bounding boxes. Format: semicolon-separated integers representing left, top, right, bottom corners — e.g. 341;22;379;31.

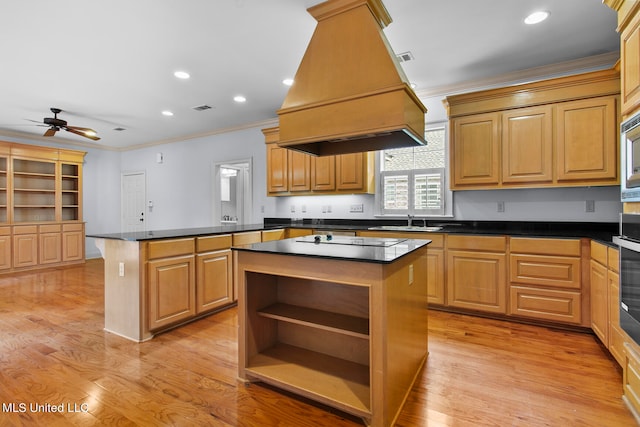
415;51;620;99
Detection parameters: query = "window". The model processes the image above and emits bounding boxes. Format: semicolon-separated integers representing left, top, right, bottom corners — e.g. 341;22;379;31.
378;125;450;216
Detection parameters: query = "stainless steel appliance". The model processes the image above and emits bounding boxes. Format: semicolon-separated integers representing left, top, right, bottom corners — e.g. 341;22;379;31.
614;214;640;344
621;111;640;202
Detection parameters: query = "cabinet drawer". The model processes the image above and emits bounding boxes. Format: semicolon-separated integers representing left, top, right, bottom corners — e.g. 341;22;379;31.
447;235;506;252
233;231;262;246
40;224;61;233
0;227;10;236
262;229;286;242
509;285;581;324
63;223;84;232
196;234;231;253
511;237;581;257
590;241;608;265
147;238;195;260
13;225;38;235
510;254;581;289
286;228;313;238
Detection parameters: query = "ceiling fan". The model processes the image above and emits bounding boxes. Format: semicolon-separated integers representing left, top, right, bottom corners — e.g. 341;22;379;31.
30;108;100;141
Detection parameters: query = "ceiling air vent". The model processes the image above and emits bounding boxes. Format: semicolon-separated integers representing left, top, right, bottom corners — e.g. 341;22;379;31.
113;127;126;131
396;51;414;63
192;104;213;111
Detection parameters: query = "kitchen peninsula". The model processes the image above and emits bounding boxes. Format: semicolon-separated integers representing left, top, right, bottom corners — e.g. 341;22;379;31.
233;235;431;427
90;224;279;342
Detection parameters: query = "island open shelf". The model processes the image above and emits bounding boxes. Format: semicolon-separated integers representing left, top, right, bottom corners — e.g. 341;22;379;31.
235;239;429;427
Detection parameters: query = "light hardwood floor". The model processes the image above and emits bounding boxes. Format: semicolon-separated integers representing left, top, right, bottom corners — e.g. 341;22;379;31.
0;259;636;426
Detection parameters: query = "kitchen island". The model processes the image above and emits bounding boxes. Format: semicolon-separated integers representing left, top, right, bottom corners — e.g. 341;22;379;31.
233;235;431;427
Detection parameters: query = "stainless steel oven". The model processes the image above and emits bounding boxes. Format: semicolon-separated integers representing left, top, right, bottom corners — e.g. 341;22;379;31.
614;214;640;344
621;111;640;202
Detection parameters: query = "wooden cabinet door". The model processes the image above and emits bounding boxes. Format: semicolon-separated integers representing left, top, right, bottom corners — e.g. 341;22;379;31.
621;10;640;115
427;248;445;305
39;232;61;264
63;230;84;261
288;150;311;192
590;259;609;346
266;143;289;194
311;155;335;191
447;249;506;314
13;232;38;268
502;106;553;184
336;153;365;190
148;255;196;331
451;113;500;188
196;249;233;314
0;229;11;270
609;269;625;366
555;96;618;183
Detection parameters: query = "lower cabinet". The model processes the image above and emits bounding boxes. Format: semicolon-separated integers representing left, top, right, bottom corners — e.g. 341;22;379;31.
447;235;507;314
148;254;196;331
624;343;640;420
39;224;62;265
0;228;11;270
509;237;583;325
62;223;85;262
196;249;233;314
13;226;38;268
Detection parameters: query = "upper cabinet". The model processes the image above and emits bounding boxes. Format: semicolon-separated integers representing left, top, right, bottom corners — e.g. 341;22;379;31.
445;68;620;190
263;127;374;196
3;142;86;224
605;0;640;116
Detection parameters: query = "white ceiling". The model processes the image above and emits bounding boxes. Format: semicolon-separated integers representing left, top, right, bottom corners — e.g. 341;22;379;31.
0;0;620;150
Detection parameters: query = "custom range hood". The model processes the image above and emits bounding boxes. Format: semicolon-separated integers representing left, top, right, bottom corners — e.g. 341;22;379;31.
277;0;427;156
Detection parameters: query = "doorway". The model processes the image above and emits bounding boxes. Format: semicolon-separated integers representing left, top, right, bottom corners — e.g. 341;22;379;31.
121;171;146;233
213;159;252;226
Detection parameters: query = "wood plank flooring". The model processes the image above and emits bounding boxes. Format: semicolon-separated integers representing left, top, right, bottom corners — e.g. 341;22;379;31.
0;259;636;426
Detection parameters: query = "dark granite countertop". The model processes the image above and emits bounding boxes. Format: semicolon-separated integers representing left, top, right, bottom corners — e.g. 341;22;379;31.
265;218;619;245
88;218;619;245
232;236;431;264
87;223;281;241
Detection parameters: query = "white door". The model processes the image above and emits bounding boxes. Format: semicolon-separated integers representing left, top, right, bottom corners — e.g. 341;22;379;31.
122;171;146;232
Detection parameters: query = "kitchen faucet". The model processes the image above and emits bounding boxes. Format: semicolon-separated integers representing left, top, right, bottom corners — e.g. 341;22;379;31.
407;214;413;226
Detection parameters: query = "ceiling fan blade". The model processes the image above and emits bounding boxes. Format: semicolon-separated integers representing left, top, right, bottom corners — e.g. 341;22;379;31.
65;127;100;141
43;128;57;137
65;125;95;132
24;119;43;124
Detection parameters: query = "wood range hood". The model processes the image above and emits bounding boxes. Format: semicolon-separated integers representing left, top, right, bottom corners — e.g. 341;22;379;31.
276;0;428;156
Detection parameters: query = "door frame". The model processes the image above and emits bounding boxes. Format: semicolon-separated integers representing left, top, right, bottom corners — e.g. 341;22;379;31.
212;158;252;226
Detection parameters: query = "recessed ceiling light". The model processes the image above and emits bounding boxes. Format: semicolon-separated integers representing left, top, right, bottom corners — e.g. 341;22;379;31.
524;11;549;25
233;95;247;103
174;71;190;79
282;78;294;86
162;110;174;116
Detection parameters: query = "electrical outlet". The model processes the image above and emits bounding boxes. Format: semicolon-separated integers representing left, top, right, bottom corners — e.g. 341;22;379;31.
408;264;414;285
290;205;295;213
327;205;332;213
118;262;125;277
497;201;505;213
301;205;307;213
586;200;595;212
350;204;364;213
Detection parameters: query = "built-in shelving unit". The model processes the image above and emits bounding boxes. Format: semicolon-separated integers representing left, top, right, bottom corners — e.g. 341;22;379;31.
244;272;372;417
0;141;86;273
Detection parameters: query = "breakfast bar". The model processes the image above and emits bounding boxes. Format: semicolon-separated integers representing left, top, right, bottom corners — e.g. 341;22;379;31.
233;235;431;427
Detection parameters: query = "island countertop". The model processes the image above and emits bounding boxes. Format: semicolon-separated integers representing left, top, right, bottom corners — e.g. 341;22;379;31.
232;235;431;264
87;223;273;241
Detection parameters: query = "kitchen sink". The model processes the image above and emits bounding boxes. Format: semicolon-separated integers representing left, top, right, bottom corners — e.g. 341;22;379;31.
367;225;443;232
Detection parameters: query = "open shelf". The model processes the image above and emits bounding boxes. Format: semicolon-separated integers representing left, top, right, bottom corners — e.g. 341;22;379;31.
246;342;371;417
258;303;369;339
